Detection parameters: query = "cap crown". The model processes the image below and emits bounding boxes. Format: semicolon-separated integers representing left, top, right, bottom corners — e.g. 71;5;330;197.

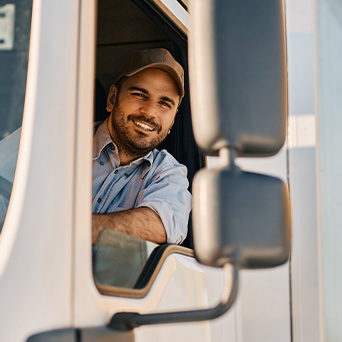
117;48;184;100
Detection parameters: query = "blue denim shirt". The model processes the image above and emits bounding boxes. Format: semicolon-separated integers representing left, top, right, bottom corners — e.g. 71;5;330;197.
92;120;192;244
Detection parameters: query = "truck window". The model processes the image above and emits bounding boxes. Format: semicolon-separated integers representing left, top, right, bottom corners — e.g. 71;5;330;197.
92;0;201;296
94;229;158;289
0;2;33;232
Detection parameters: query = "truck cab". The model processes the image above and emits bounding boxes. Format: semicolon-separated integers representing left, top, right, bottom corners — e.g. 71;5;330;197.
0;1;293;341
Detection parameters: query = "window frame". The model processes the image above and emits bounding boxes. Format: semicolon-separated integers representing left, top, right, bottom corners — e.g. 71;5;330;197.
91;0;198;299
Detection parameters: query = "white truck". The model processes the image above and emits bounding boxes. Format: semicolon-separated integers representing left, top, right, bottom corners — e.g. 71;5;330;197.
0;0;340;341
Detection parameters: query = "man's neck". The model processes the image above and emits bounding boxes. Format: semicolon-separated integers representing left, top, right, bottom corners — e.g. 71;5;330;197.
118;150;146;166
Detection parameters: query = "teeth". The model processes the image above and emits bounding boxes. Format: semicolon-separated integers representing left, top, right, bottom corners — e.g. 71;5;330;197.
134;120;154;131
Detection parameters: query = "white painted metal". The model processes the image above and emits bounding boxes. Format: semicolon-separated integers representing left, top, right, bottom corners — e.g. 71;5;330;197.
316;0;342;341
287;0;324;340
0;0;80;341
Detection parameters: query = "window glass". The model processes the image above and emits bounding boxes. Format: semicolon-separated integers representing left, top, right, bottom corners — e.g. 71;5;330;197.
94;230;158;288
0;1;33;231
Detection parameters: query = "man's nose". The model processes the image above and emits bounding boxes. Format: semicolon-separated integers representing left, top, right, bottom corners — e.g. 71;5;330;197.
139;99;157;118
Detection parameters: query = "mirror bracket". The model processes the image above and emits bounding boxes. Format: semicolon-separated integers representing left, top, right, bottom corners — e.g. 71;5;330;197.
108;264;238;331
219;146;236;168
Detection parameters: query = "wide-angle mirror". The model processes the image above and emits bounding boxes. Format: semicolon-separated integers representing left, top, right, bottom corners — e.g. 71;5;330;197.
192;166;291;269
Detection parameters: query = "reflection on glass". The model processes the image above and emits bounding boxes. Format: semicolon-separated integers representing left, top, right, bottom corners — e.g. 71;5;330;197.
0;2;33;232
0;128;21;231
93;229;158;288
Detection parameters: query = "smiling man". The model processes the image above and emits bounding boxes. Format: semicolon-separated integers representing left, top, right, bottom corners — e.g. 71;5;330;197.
92;48;192;245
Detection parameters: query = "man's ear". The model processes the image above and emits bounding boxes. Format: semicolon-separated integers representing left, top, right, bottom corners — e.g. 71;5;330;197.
106;84;118;112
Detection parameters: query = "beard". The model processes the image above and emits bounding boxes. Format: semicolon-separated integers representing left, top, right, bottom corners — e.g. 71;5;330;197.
110;104;170;158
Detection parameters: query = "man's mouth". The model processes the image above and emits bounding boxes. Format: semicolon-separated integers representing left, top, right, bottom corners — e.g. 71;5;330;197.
132;119;156;132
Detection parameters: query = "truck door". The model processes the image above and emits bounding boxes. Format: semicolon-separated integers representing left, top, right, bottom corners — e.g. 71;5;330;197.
72;1;291;341
71;1;236;341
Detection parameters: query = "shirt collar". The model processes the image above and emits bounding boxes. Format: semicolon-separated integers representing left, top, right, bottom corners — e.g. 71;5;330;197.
93;119;115;160
131;150;154;178
142;152;154;178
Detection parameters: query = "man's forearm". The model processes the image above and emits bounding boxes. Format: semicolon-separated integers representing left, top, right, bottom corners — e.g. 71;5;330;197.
92;207;167;244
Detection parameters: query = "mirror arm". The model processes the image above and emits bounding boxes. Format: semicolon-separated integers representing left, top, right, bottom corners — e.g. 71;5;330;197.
108;264;239;331
219;146;239;170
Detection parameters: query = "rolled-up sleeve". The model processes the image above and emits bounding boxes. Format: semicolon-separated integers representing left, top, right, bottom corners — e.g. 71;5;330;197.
135;154;192;244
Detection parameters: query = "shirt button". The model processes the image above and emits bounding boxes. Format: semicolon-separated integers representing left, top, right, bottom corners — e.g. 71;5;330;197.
114;170;118;174
97;198;101;203
124;173;129;177
100;161;104;166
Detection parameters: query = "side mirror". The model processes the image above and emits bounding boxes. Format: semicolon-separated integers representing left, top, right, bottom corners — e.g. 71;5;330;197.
189;0;290;269
189;0;287;157
192;166;291;269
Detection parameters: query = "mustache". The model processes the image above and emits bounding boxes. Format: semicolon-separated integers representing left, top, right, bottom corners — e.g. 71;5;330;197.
127;114;161;133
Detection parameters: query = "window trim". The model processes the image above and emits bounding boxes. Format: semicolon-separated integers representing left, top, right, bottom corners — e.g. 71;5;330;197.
93;0;196;300
132;0;189;39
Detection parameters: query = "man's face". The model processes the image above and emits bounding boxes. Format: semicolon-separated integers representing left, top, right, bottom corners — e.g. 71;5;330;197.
107;68;180;159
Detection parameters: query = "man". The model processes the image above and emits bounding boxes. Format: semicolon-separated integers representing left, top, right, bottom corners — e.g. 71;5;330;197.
92;48;192;245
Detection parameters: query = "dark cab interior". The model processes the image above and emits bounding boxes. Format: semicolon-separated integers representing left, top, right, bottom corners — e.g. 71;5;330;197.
94;0;204;248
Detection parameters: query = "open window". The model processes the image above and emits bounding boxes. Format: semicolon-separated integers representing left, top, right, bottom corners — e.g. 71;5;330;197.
92;0;203;296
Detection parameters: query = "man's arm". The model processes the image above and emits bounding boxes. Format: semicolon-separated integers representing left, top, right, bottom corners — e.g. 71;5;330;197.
92;207;166;245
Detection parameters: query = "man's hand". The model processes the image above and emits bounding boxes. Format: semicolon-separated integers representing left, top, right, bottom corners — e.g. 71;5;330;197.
92;207;167;245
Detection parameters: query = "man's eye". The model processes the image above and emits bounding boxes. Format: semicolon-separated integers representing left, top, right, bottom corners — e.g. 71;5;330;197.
161;101;171;108
133;93;145;98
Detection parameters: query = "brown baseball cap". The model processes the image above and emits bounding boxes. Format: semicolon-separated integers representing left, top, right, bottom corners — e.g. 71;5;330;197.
116;48;185;101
